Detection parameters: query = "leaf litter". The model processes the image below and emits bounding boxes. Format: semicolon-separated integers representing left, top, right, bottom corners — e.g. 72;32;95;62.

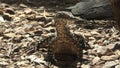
0;2;119;68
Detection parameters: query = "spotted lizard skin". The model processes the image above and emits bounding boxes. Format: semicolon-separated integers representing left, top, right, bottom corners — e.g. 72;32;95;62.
44;18;88;68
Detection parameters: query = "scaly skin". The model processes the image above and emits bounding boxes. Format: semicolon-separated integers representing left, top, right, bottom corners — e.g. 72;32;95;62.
49;18;83;67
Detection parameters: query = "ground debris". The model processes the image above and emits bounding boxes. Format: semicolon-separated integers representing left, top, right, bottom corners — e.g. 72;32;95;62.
0;1;119;68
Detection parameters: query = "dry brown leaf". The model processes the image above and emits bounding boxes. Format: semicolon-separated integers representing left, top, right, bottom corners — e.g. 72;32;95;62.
4;33;16;38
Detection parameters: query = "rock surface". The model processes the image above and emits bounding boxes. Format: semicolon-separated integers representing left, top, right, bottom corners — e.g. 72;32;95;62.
68;0;113;20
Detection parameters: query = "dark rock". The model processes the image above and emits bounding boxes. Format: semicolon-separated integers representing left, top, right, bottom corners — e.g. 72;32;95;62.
68;0;113;20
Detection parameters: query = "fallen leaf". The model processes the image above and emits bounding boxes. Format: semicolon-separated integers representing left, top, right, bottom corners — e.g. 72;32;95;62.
0;15;5;22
